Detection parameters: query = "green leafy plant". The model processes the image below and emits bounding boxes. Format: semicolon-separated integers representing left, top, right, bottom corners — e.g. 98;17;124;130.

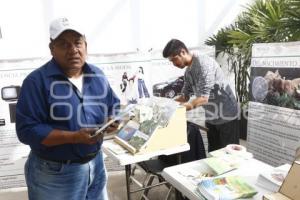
205;0;300;105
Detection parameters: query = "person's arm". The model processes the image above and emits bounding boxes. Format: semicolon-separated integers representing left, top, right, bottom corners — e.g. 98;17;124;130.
185;55;216;111
177;74;192;104
16;76;53;149
182;96;209;111
103;72;121;133
16;77;101;149
41;128;102;146
16;76;101;148
174;94;189;103
42;96;120;147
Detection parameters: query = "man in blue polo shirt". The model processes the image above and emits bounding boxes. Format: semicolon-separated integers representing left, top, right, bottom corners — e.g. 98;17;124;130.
16;17;120;200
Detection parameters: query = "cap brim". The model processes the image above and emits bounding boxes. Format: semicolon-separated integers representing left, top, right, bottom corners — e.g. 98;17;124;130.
51;28;83;40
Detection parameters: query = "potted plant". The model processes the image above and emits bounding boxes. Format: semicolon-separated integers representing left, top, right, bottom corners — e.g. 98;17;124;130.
205;0;300;139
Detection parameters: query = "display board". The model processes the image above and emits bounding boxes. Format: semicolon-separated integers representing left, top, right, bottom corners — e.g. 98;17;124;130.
114;101;187;154
88;46;215;105
0;45;214;191
247;42;300;167
0;60;43;191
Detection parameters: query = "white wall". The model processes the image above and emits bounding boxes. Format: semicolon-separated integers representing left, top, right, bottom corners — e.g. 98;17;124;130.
0;0;253;60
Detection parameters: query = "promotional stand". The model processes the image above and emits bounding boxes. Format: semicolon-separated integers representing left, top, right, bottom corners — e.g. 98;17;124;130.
114;106;187;154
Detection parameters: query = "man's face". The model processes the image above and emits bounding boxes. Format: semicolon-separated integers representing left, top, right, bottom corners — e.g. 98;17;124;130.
50;30;87;72
168;50;186;69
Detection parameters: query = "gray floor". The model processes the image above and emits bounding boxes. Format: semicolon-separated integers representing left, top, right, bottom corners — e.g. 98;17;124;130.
107;168;175;200
0;137;246;200
0;169;174;200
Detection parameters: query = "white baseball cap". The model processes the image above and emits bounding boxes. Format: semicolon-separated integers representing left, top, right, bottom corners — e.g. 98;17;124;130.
49;17;83;40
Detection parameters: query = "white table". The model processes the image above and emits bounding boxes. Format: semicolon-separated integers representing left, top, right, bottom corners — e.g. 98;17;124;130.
102;139;190;200
162;156;274;200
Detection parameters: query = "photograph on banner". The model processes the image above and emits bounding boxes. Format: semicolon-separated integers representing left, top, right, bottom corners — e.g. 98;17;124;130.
250;67;300;110
89;46;214;105
150;46;215;99
89;53;152;105
150;50;185;99
247;42;300;167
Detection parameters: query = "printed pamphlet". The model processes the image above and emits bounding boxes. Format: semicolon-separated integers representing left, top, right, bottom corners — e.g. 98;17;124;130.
197;176;257;200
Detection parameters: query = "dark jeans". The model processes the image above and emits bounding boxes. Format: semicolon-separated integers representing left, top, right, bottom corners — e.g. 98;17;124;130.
206;118;239;152
137;79;150;98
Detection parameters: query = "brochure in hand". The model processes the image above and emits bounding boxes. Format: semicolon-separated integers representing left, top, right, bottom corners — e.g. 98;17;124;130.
91;104;136;138
197;176;257;200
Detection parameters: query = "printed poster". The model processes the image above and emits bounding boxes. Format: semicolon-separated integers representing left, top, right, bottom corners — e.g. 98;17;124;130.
248;42;300;166
0;59;43;191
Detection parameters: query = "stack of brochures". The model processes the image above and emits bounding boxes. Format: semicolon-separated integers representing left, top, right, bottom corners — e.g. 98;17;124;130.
92;104;136;137
256;164;291;192
263;161;300;200
203;156;239;175
197;176;257;200
209;146;253;159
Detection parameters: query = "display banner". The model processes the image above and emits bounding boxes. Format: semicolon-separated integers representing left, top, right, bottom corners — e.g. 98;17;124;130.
248;42;300;166
88;51;173;105
89;46;214;105
0;59;45;191
0;45;214;191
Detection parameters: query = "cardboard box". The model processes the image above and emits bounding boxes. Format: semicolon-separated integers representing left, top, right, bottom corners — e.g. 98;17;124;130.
114;106;187;154
263;161;300;200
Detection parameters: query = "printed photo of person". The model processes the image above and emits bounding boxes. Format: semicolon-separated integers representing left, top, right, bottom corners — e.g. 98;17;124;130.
119;71;138;104
120;72;129;93
136;66;150;98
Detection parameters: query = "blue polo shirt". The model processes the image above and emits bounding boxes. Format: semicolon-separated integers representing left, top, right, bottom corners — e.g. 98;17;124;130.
16;59;120;161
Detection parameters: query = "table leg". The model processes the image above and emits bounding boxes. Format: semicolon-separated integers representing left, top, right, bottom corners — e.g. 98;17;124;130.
125;164;131;200
175;189;184;200
175;153;184;200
